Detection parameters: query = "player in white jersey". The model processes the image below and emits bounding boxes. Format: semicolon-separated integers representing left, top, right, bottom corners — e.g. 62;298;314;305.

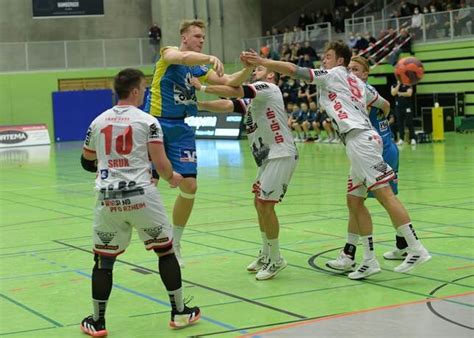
242;41;431;279
190;65;298;280
80;69;200;336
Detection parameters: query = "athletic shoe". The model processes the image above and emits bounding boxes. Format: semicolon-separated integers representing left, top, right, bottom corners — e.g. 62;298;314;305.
80;315;107;337
348;258;381;280
174;244;185;268
394;248;431;273
383;248;408;260
169;305;201;329
255;258;287;280
246;251;269;273
410;138;417;145
396;139;404;146
326;251;356;271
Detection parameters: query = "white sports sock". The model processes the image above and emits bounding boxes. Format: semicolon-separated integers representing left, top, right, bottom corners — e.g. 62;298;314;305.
168;287;184;312
398;223;422;250
347;233;360;245
261;232;269;256
267;238;281;262
173;225;185;247
360;235;375;260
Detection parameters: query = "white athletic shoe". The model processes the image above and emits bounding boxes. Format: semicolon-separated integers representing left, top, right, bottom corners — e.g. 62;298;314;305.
174;245;185;268
326;251;356;271
246;251;269;273
383;248;408;260
348;258;381;280
396;139;404;146
394;248;431;273
410;138;417;145
255;258;287;280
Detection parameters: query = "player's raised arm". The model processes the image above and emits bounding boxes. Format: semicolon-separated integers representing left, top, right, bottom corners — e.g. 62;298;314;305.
161;47;224;77
190;76;256;100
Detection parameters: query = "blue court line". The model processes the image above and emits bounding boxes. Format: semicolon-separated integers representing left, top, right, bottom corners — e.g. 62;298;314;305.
0;293;63;327
75;270;246;333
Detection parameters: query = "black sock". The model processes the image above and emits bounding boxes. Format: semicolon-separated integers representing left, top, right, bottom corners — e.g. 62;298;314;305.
343;243;357;259
159;254;183;312
92;268;112;321
396;235;408;250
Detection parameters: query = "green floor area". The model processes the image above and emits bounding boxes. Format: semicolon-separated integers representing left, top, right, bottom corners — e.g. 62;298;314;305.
0;133;473;337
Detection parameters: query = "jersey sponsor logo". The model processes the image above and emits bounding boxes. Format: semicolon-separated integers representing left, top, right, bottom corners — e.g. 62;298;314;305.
261;189;275;198
84;127;92;146
145;237;170;245
173;72;198;106
108;158;129;168
371;160;389;174
143;226;163;239
100;169;109;179
149;123;161;138
251;137;270;167
245;110;257;134
313;69;328;77
96;231;116;245
379;120;388;132
254;83;269;91
180;149;197;163
0;130;28;144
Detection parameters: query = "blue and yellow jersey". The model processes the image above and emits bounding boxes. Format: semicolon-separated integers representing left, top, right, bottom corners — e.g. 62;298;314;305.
366;84;393;150
145;46;211;119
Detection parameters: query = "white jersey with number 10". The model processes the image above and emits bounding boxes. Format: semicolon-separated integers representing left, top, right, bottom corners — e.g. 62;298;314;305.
83;105;163;191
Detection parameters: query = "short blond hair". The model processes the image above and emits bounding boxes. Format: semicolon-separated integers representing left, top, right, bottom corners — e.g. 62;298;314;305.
350;56;370;73
180;19;206;34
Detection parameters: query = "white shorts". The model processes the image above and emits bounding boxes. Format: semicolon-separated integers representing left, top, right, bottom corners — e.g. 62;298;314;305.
92;185;172;256
252;156;298;203
345;129;395;197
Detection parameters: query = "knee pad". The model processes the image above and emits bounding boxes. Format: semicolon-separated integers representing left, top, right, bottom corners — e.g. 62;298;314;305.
93;253;116;270
180;191;196;199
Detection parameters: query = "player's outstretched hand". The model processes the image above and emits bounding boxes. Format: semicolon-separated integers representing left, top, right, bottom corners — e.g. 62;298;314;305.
168;171;183;188
190;77;202;90
209;55;224;77
241;51;262;66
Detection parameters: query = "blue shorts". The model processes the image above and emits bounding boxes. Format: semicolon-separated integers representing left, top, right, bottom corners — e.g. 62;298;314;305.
158;118;197;176
368;143;399;198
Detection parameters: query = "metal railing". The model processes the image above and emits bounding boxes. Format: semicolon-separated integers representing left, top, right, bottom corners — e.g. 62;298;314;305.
0;38;157;72
345;8;473;42
242;22;332;57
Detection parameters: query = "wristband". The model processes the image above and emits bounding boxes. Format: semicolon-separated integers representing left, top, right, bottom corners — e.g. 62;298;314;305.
200;85;207;93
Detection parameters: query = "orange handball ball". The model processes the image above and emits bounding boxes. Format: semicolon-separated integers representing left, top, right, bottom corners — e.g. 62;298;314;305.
394;57;424;85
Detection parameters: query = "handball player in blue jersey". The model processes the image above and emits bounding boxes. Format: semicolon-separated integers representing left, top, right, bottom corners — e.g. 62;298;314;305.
326;56;411;273
144;19;253;267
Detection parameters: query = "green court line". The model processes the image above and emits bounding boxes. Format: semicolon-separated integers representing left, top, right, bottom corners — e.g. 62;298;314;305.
0;326;57;337
53;240;308;320
0;293;63;327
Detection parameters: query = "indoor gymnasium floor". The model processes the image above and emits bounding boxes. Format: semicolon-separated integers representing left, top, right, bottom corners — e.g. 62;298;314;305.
0;132;473;337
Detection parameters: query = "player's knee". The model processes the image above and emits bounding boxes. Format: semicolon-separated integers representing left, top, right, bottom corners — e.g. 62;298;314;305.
255;199;275;215
93;253;116;271
346;194;364;210
179;178;197;195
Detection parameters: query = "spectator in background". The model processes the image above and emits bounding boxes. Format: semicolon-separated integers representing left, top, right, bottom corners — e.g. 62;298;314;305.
425;5;441;39
322;8;333;25
298;13;309;30
454;2;472;35
293;26;305;43
148;23;162;62
271;26;281;36
389;28;412;65
280;77;298;104
348;32;357;49
283;26;293;44
354;32;369;54
334;9;345;33
400;1;413;17
297;81;309;105
302;41;318;62
288;104;304;141
391;81;416;145
280;44;291;62
410;7;423;38
364;31;377;46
